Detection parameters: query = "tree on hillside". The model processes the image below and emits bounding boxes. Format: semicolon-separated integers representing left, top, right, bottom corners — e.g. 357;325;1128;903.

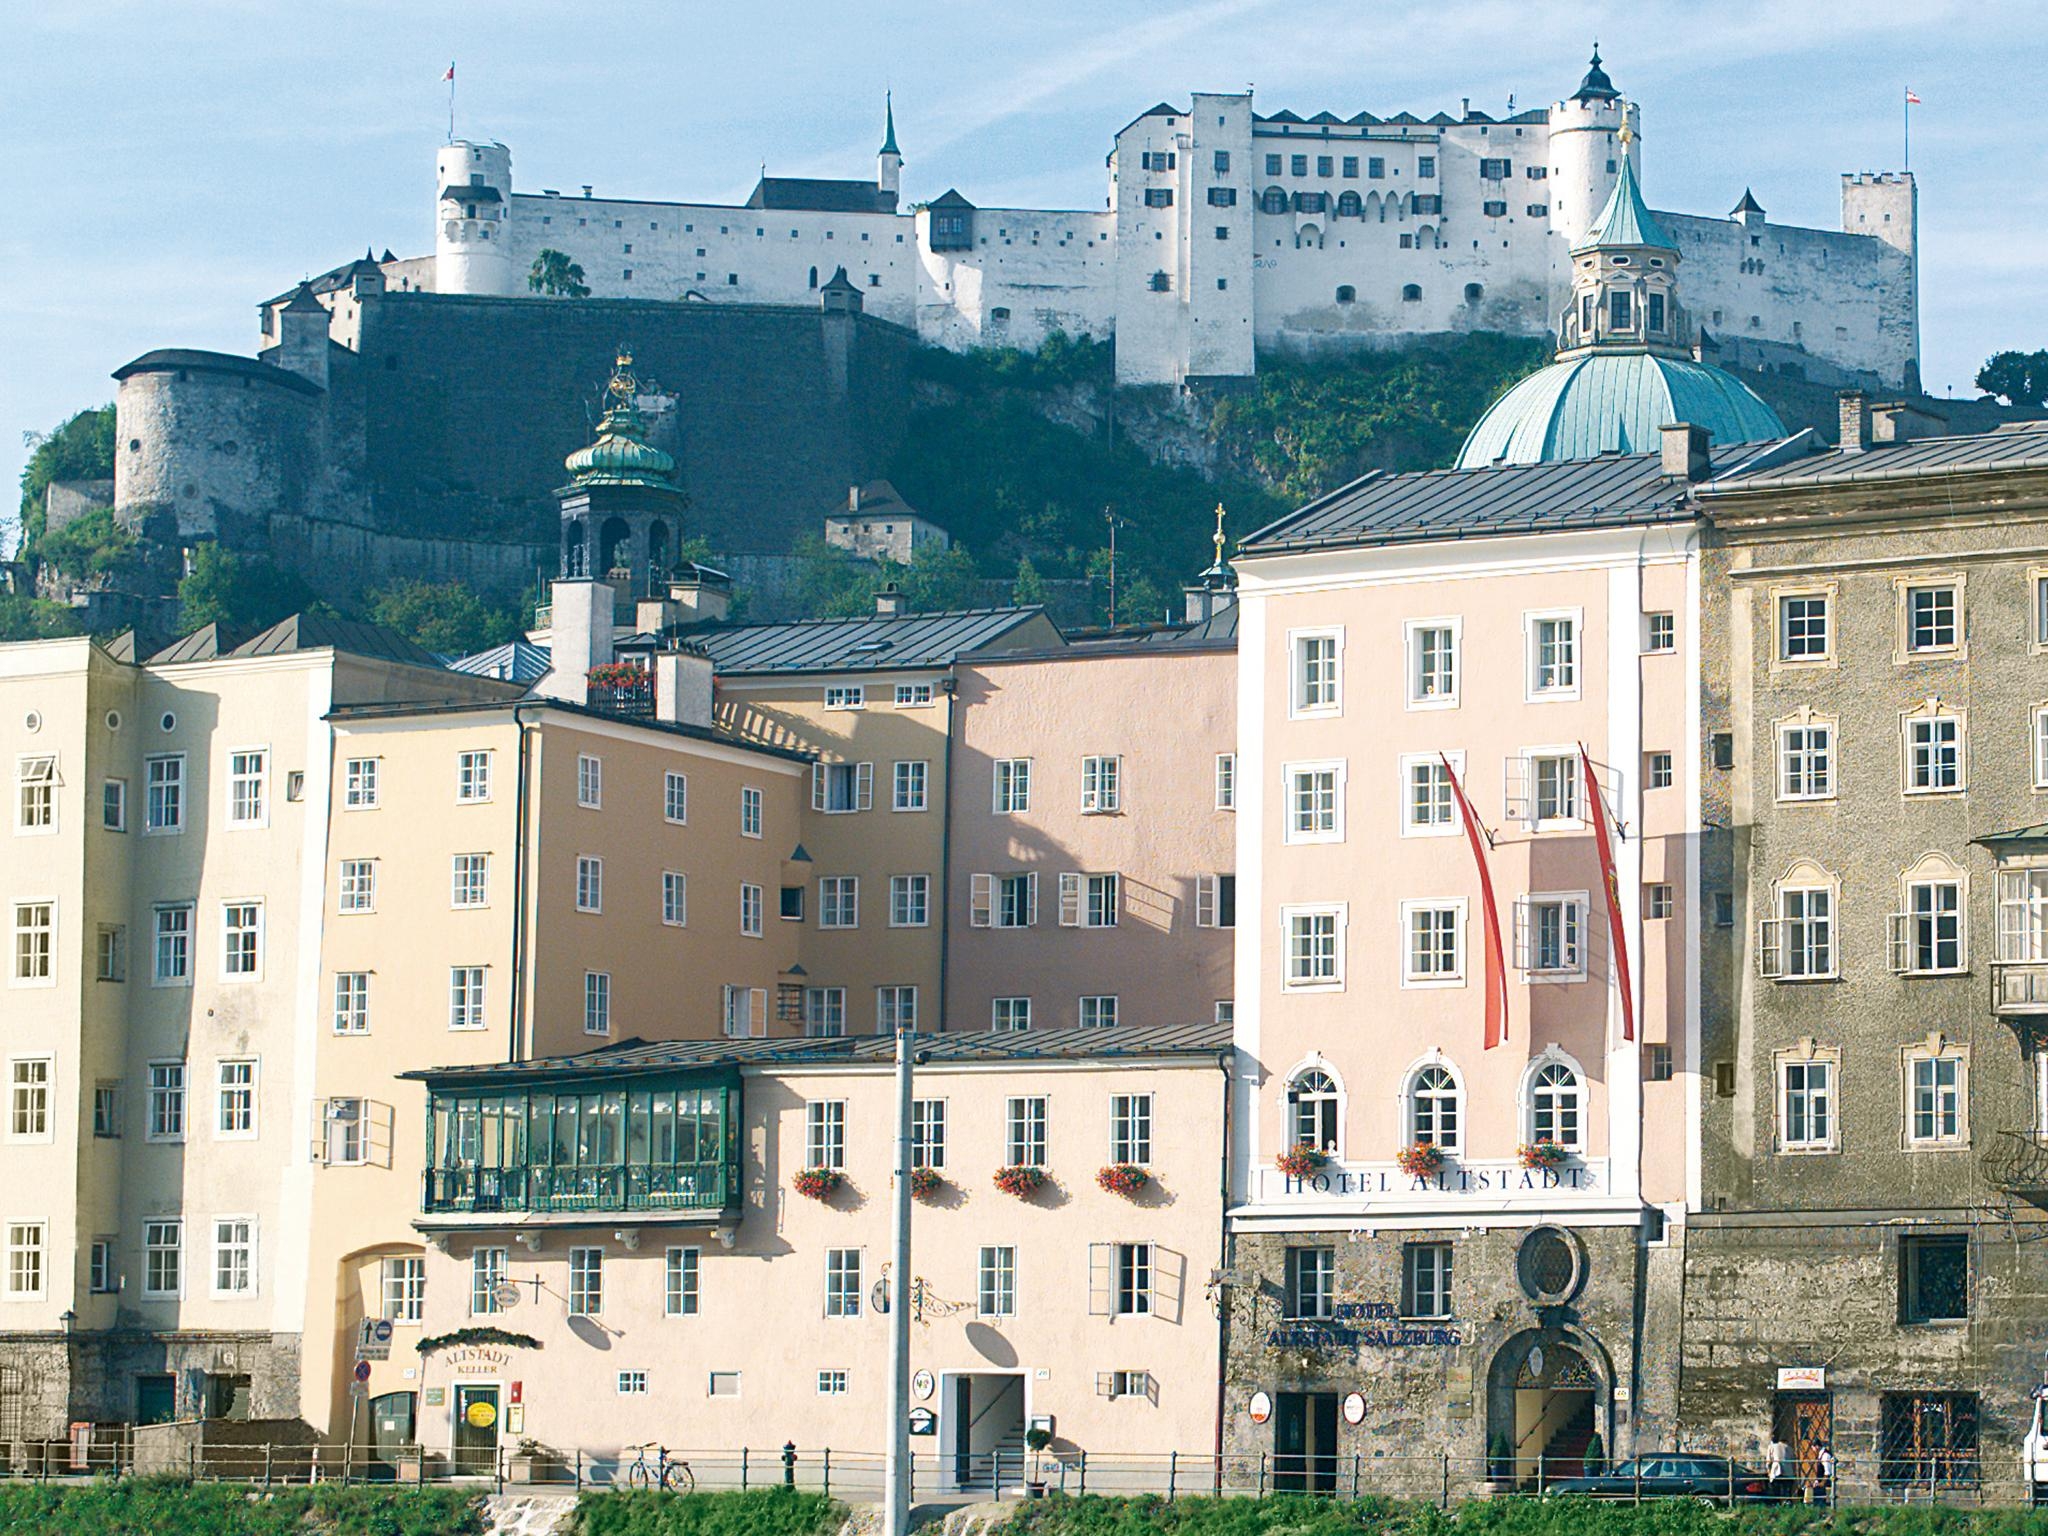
1976;350;2048;409
177;542;322;637
528;249;591;299
0;596;84;642
15;404;115;555
35;505;143;586
366;577;517;657
1011;555;1048;606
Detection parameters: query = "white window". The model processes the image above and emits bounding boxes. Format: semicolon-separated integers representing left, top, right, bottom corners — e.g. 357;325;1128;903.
1909;1054;1964;1144
1526;611;1579;698
892;760;928;811
143;1219;183;1298
1779;593;1830;660
1645;884;1674;919
1780;721;1834;800
568;1248;604;1315
95;923;125;982
1511;751;1582;826
1196;873;1237;929
803;986;847;1037
584;972;611;1035
911;1099;946;1169
1906;713;1963;793
227;749;267;826
1779;1058;1836;1151
1079;995;1119;1029
215;1059;256;1138
1111;1093;1152;1165
145;753;184;833
664;770;688;823
740;882;764;937
1006;1096;1047;1166
1283;905;1343;988
220;902;262;979
1057;872;1121;928
1407;620;1459;707
89;1239;115;1294
1402;755;1457;835
1762;884;1836;979
994;758;1032;814
2034;707;2048;789
334;972;370;1034
153;904;192;985
1515;895;1587;978
708;1372;741;1398
992;997;1032;1032
806;1100;847;1169
1291;629;1341;715
877;985;917;1033
1215;753;1236;810
8;1059;50;1139
665;1247;700;1316
618;1371;649;1395
338;859;377;913
1286;761;1343;842
819;875;859;928
456;750;493;803
978;1246;1016;1317
1905;584;1959;653
662;872;688;927
824;1249;863;1315
451;853;490;908
450;967;487;1031
1289;1069;1340;1153
102;777;126;831
812;761;875;814
722;984;765;1038
343;757;379;809
1402;1243;1453;1320
1081;755;1122;813
824;685;865;710
6;1223;45;1300
1403;902;1464;985
1090;1242;1153;1316
16;755;55;832
577;753;602;808
12;902;52;983
1529;1061;1583;1148
740;786;763;838
575;855;603;912
1410;1064;1461;1151
1894;879;1964;974
381;1255;425;1322
324;1098;366;1166
1647;751;1674;790
1644;612;1676;653
895;682;934;708
889;875;930;928
471;1247;509;1314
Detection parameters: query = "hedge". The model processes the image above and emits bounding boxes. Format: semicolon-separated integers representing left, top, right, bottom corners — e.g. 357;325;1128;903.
569;1489;842;1536
0;1478;482;1535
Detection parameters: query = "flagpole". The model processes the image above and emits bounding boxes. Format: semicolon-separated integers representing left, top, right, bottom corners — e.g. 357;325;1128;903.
448;63;456;144
1903;88;1909;171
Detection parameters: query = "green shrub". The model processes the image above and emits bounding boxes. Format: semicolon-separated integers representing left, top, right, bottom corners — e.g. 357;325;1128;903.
0;1477;481;1535
571;1488;841;1536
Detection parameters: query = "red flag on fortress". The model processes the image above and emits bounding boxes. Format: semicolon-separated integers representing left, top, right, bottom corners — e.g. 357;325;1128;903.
1580;745;1636;1043
1442;754;1507;1051
444;63;456;83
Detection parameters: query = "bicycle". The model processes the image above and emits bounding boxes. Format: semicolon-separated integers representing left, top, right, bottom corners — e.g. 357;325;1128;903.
622;1442;695;1491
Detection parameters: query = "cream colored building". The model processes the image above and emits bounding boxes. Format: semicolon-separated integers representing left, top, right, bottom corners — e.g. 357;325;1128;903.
0;618;517;1439
396;1024;1229;1482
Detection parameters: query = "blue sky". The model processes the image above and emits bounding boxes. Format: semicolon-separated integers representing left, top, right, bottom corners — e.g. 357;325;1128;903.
5;0;2043;532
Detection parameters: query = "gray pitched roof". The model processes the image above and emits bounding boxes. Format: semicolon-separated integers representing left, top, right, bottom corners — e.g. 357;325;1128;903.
407;1021;1231;1086
112;349;322;397
689;607;1058;675
1705;422;2048;493
1238;443;1760;556
745;177;894;214
449;639;553;684
228;613;444;667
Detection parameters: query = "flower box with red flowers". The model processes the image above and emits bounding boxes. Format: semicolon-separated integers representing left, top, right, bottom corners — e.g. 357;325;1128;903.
1274;1146;1328;1180
993;1165;1048;1199
1395;1142;1446;1178
1518;1140;1571;1171
1096;1163;1150;1198
792;1167;844;1202
909;1166;944;1201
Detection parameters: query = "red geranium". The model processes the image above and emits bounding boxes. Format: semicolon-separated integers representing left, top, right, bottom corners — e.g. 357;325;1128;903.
1396;1142;1446;1178
1096;1164;1150;1197
909;1166;943;1201
792;1167;843;1201
993;1165;1048;1198
1275;1146;1328;1180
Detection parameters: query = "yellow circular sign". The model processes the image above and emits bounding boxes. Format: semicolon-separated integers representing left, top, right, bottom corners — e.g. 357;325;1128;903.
465;1400;498;1430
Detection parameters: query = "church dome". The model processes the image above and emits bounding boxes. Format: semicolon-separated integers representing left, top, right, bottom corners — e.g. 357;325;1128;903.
1455;351;1786;469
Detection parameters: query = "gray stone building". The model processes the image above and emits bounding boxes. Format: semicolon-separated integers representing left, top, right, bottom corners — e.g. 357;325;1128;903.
1690;403;2048;1500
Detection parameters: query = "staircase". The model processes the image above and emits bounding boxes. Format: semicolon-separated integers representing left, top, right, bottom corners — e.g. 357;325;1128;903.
1538;1398;1599;1480
991;1427;1028;1492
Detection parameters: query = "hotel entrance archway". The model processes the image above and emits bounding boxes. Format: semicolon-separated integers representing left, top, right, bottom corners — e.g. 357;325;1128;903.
1487;1333;1606;1487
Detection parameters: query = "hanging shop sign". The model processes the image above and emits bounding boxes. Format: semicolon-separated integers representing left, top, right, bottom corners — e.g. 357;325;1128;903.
1777;1366;1827;1391
1342;1393;1367;1426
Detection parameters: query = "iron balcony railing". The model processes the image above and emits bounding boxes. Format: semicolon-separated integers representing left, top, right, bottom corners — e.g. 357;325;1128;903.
1981;1128;2048;1196
422;1160;734;1216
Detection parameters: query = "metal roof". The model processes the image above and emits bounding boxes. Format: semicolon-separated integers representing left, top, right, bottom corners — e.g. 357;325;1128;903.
689;607;1058;675
1455;352;1785;469
407;1021;1232;1086
1239;443;1759;557
449;640;553;684
1575;156;1673;253
230;613;445;667
112;348;321;397
1705;422;2048;493
745;177;895;214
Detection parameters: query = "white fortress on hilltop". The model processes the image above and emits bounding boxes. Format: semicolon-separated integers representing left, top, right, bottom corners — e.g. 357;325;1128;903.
397;54;1917;389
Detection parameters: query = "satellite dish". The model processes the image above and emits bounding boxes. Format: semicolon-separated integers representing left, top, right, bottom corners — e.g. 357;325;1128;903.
492;1282;523;1310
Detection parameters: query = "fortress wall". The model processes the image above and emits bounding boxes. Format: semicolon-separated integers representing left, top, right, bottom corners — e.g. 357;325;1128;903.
113;367;318;547
914;208;1116;353
268;514;545;606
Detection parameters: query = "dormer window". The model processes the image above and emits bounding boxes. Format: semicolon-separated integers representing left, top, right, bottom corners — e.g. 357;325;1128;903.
1609;290;1633;329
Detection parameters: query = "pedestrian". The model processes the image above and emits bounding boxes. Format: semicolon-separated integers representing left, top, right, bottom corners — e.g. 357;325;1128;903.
1766;1434;1788;1493
1817;1445;1835;1504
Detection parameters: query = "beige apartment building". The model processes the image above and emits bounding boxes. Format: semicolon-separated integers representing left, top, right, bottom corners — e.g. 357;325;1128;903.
947;617;1237;1034
394;1024;1229;1481
0;618;516;1440
306;692;811;1440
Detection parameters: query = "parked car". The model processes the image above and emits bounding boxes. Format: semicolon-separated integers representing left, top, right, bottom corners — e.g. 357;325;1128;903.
1544;1454;1785;1503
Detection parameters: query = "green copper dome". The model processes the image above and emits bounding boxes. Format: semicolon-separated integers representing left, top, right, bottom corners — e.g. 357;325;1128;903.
564;351;678;490
1455;352;1787;469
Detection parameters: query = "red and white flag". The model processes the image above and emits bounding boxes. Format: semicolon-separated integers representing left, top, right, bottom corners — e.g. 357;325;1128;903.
443;62;456;83
1442;754;1508;1050
1579;745;1636;1043
1904;88;1921;104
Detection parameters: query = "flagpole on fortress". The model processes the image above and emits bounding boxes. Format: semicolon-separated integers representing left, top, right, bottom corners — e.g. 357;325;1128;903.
446;62;457;143
1903;86;1918;171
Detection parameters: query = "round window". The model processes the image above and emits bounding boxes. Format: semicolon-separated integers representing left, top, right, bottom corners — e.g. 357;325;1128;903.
23;710;42;734
105;711;122;732
160;712;177;733
1517;1226;1582;1303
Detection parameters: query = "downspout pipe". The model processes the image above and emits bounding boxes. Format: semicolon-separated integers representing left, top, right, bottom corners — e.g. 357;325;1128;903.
937;675;960;1029
508;702;539;1061
1213;1047;1233;1492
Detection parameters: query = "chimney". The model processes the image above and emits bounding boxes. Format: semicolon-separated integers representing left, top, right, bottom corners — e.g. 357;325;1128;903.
654;647;715;729
666;566;732;624
874;582;907;618
1660;422;1712;482
1872;400;1947;444
534;578;614;704
849;484;861;513
1837;390;1869;453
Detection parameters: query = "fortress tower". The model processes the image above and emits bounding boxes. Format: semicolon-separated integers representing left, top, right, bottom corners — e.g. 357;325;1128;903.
435;141;518;296
877;94;903;206
1547;51;1642;255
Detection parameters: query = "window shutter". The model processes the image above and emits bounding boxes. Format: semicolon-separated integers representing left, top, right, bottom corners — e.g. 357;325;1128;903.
750;989;767;1038
1144;1371;1160;1406
1026;873;1039;927
1888;911;1911;974
308;1102;331;1166
856;762;874;811
1058;874;1082;927
1510;899;1532;970
1196;875;1217;929
971;875;993;928
811;764;826;812
1095;1372;1115;1397
1087;1242;1113;1315
1503;756;1530;823
1757;918;1784;979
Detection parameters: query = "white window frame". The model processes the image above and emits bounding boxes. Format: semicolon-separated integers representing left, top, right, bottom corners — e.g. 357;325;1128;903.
101;776;127;832
663;770;689;824
1903;708;1965;795
219;900;263;981
824;1247;863;1316
7;1058;52;1143
11;901;54;986
1509;748;1585;830
1284;759;1345;845
993;758;1032;815
1405;618;1460;710
1195;873;1236;930
665;1247;700;1316
1777;589;1833;663
889;874;930;929
992;997;1032;1032
575;855;603;913
152;904;193;987
1525;1054;1586;1150
1005;1096;1048;1166
978;1245;1017;1317
740;786;763;838
1906;1047;1967;1147
456;749;494;804
144;753;185;835
1113;1093;1155;1166
1523;609;1582;701
804;986;847;1038
740;882;764;938
1080;755;1122;814
450;966;487;1031
343;757;379;810
1892;870;1966;975
211;1216;257;1299
1400;752;1461;838
895;682;934;708
877;985;917;1034
5;1221;47;1302
1402;1242;1454;1321
451;853;490;909
1643;611;1676;654
1400;899;1466;988
577;753;603;809
214;1058;257;1140
1057;871;1121;928
334;972;371;1034
662;872;688;928
1280;903;1346;991
1215;753;1236;811
1407;1059;1463;1153
1289;627;1343;718
323;1097;367;1166
1776;1050;1839;1153
1760;874;1838;980
1513;892;1590;982
568;1247;604;1316
1900;578;1964;659
818;875;860;929
142;1217;184;1299
812;760;875;815
824;685;866;711
226;748;269;828
806;1099;847;1169
1778;716;1836;802
1078;994;1118;1029
15;755;56;834
584;971;611;1035
338;858;377;914
722;984;766;1039
892;760;929;812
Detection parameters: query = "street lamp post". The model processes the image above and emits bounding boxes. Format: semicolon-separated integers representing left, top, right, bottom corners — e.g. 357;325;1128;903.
883;1026;916;1536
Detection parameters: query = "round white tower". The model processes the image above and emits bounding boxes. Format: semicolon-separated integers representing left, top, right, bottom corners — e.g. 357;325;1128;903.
1547;51;1640;252
435;141;518;296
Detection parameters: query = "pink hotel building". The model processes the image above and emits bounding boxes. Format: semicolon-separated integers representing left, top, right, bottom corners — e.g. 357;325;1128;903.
1224;431;1722;1489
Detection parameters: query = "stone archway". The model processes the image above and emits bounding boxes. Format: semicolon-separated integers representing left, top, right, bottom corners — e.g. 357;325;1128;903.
1486;1329;1610;1487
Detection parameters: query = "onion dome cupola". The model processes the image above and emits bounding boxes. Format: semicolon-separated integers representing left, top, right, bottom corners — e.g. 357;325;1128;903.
557;350;689;601
1572;47;1620;104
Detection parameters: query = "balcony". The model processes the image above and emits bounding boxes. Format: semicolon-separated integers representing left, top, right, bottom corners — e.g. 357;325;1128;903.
1992;962;2048;1016
1980;1129;2048;1200
423;1161;731;1215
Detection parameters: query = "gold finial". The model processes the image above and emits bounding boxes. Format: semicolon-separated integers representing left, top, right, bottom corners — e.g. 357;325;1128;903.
1212;503;1228;562
608;348;638;404
1617;101;1634;149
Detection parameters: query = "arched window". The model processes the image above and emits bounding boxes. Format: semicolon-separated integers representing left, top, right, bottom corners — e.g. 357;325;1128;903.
563;518;588;578
1401;284;1423;303
1289;1069;1339;1153
1409;1065;1461;1152
1334;285;1356;305
1530;1062;1582;1149
1464;282;1484;305
1416;225;1440;250
1337;190;1362;218
808;266;819;289
1295;224;1322;250
1260;186;1288;215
